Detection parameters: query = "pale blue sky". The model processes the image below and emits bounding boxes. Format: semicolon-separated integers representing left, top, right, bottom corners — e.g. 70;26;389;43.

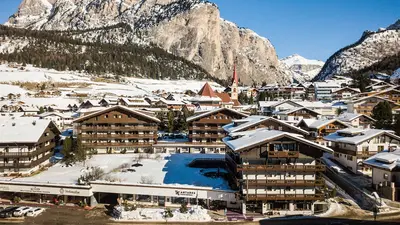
1;0;399;61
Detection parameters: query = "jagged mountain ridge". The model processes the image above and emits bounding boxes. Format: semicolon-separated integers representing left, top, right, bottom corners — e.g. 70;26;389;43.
280;54;324;82
6;0;290;85
313;20;400;81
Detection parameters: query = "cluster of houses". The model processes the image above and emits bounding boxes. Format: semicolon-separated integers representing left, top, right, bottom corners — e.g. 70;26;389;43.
0;66;400;215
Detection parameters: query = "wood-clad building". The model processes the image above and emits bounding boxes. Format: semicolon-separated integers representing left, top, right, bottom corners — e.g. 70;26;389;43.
73;106;160;154
223;129;331;214
297;119;350;145
0;118;60;174
223;116;310;137
186;108;248;153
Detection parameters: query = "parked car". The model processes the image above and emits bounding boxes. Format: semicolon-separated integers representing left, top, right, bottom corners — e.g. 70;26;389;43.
26;208;44;217
0;207;19;218
13;206;32;217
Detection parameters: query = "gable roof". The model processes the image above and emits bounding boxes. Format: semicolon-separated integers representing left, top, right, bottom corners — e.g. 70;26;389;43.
73;106;160;123
332;87;361;93
324;128;400;145
223;129;332;154
298;118;350;129
120;98;150;107
337;113;375;122
198;82;217;98
186;108;248;122
275;107;321;116
215;92;233;104
0;117;60;143
363;150;400;171
223;116;309;135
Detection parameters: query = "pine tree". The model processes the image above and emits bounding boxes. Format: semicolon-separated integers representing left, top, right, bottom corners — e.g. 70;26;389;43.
61;136;74;165
257;92;266;102
371;101;393;129
351;73;371;92
167;110;175;133
39;106;45;114
393;114;400;136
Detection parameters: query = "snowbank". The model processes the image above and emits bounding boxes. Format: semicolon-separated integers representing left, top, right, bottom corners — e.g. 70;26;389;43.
115;205;212;222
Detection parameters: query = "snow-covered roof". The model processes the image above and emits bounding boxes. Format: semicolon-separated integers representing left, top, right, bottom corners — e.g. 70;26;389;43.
299;118;350;129
275;107;321;116
0;117;58;143
323;129;400;145
120;98;150;106
188;95;222;103
18;106;39;112
3;154;232;191
186;108;248;122
223;129;332;154
363;150;400;171
74;106;160;123
157;98;185;105
38;112;73;119
337;113;375;122
223;116;309;135
331;87;361;93
258;101;280;108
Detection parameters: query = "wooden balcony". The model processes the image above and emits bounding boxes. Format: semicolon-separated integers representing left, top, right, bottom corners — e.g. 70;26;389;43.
80;134;156;139
247;179;324;187
247;193;324;201
80;126;157;131
237;164;325;172
267;151;299;158
0;153;52;169
189;134;226;139
82;142;152;148
356;152;376;158
0;143;55;158
189;127;224;131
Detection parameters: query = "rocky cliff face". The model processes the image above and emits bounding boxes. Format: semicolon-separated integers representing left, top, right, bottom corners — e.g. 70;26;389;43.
6;0;289;85
314;20;400;81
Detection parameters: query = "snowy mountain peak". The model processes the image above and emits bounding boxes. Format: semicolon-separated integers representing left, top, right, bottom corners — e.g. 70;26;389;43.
280;54;325;83
281;54;324;67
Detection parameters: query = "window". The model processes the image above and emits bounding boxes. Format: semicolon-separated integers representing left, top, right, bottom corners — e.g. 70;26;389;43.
383;173;389;180
378;146;384;152
278;126;283;131
105;115;108;118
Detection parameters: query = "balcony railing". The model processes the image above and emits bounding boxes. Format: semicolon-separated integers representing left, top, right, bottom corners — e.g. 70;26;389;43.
237;164;325;172
267;151;299;158
80;134;155;139
82;142;152;147
247;193;324;201
0;153;52;169
0;143;55;158
189;127;224;131
247;179;324;187
80;126;157;131
189;134;226;138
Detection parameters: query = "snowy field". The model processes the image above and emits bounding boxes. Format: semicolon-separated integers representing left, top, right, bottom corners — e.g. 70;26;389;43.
115;205;212;222
0;64;224;97
2;154;230;190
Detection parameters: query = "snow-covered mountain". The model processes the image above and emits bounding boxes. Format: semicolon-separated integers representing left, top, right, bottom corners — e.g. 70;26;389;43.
280;54;324;82
5;0;290;85
390;68;400;83
314;20;400;81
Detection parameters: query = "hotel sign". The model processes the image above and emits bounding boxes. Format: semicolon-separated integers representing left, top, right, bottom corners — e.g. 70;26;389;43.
175;190;196;197
0;184;92;197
